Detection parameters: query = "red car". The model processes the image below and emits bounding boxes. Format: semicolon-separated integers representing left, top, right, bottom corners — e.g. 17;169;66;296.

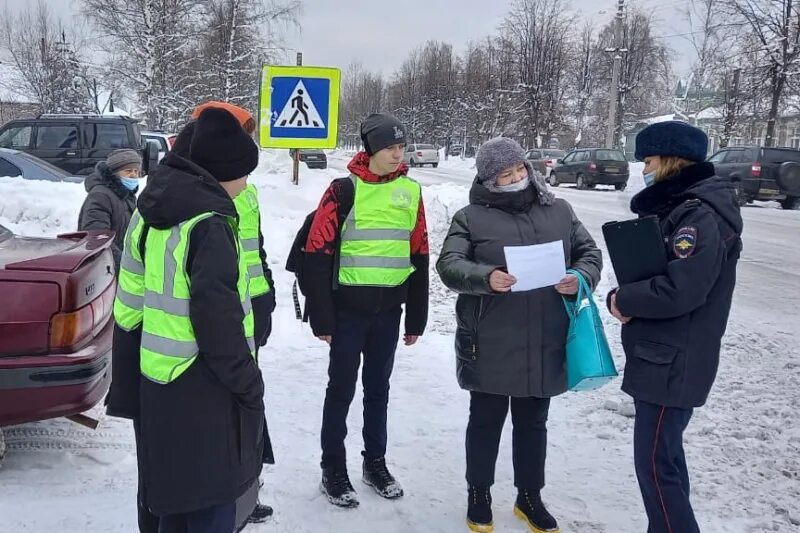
0;225;116;427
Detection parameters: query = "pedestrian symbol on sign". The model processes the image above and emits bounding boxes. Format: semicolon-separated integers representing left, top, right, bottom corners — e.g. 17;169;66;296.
274;81;325;129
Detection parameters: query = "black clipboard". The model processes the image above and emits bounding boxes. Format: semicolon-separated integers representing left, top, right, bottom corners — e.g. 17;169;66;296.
602;216;668;285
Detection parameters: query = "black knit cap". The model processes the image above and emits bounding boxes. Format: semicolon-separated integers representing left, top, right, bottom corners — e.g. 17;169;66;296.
360;113;407;156
190;107;259;182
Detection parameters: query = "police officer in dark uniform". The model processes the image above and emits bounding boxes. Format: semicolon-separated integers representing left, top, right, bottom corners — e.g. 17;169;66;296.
607;121;743;533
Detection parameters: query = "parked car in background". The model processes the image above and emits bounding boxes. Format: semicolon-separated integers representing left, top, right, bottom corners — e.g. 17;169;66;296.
289;148;327;169
550;148;630;190
707;146;800;209
403;143;439;167
141;130;176;162
0;114;152;176
0;148;82;182
526;148;566;178
0;226;116;427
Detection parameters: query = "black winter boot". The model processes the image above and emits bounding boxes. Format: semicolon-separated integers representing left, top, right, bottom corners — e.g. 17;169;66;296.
466;486;493;532
320;467;359;508
248;502;273;523
362;456;404;499
514;489;560;533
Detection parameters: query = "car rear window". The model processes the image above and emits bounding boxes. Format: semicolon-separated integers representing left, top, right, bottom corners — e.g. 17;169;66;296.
543;150;565;158
762;148;800;164
416;144;436;150
596;149;626;161
18;153;69;177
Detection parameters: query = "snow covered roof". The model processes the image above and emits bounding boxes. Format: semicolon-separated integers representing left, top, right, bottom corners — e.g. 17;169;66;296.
0;62;38;104
642;113;678;125
694;107;724;120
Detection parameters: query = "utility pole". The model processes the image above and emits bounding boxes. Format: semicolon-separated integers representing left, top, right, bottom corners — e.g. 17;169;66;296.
606;0;625;149
292;52;303;186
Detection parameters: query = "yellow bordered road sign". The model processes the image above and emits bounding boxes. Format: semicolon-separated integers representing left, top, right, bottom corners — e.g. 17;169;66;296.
259;65;341;149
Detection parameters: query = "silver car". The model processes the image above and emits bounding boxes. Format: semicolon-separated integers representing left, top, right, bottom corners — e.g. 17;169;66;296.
404;144;440;168
0;148;82;182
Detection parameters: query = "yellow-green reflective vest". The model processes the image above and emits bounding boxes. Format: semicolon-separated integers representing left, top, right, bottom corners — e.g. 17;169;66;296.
233;184;271;298
338;174;421;287
113;210;255;384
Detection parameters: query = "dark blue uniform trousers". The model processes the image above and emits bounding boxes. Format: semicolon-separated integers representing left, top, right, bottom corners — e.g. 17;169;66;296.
634;400;700;533
320;307;401;470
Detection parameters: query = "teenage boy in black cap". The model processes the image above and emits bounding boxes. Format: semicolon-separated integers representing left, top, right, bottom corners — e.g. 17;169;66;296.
302;113;429;508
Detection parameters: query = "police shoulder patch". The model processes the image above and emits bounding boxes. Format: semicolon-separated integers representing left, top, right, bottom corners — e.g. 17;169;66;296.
672;226;698;258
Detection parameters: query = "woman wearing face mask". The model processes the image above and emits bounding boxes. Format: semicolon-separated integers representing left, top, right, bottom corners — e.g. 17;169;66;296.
436;137;602;533
78;148;143;273
607;121;742;533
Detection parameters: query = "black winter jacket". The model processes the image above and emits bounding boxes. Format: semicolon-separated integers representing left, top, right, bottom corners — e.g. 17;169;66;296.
613;162;743;408
107;153;264;515
77;162;137;272
437;181;603;398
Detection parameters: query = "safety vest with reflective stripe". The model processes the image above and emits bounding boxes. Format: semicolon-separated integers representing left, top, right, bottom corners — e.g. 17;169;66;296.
233;184;271;298
114;211;255;384
338;174;421;287
114;210;147;331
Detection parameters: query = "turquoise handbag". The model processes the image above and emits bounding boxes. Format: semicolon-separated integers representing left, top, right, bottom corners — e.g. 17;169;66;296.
562;270;618;391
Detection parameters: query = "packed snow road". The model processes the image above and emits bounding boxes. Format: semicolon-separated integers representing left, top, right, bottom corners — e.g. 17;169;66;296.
0;152;798;532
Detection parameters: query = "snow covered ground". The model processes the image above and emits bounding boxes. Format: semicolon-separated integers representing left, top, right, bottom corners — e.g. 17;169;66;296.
1;151;798;532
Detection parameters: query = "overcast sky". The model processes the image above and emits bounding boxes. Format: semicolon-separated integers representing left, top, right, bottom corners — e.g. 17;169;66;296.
5;0;696;77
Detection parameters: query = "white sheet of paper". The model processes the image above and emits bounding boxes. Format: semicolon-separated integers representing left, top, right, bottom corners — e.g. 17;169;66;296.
503;240;567;292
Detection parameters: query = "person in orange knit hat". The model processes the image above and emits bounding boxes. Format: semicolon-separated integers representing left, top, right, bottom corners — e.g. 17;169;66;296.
192;101;257;136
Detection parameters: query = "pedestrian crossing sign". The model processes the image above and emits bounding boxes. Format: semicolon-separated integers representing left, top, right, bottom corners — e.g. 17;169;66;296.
259;65;340;149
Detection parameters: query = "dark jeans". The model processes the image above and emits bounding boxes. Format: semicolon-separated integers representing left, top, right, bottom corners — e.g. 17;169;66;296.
320;307;401;469
157;502;236;533
465;392;551;490
633;400;699;533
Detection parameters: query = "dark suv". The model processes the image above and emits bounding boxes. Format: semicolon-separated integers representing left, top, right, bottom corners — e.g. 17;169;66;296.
550;148;630;190
707;146;800;209
0;114;145;175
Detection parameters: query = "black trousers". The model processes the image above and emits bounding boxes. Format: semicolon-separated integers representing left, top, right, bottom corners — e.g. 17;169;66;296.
634;400;699;533
465;391;551;490
320;307;401;470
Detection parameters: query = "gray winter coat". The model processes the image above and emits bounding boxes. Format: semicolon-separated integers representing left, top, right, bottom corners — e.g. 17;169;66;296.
436;181;602;398
77;162;137;272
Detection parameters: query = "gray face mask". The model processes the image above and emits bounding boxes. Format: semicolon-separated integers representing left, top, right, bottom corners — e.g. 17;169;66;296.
486;177;530;193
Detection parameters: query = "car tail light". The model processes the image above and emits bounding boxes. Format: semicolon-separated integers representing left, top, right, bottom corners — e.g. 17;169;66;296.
752;162;761;177
545;159;554;167
49;306;94;351
417;151;423;156
589;161;597;170
49;283;115;351
168;135;177;148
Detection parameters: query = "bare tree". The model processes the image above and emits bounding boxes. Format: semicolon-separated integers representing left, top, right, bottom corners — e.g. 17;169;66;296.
502;0;573;148
0;1;92;114
195;0;299;114
594;6;672;145
725;0;800;146
80;0;207;129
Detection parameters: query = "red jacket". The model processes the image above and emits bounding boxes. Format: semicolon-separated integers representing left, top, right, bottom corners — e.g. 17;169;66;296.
302;152;429;336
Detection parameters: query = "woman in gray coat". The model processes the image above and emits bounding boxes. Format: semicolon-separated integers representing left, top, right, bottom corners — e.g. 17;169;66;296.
78;149;143;272
437;137;602;533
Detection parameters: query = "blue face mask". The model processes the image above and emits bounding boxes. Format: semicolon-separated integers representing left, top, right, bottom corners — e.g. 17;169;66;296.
643;171;656;187
120;177;140;191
